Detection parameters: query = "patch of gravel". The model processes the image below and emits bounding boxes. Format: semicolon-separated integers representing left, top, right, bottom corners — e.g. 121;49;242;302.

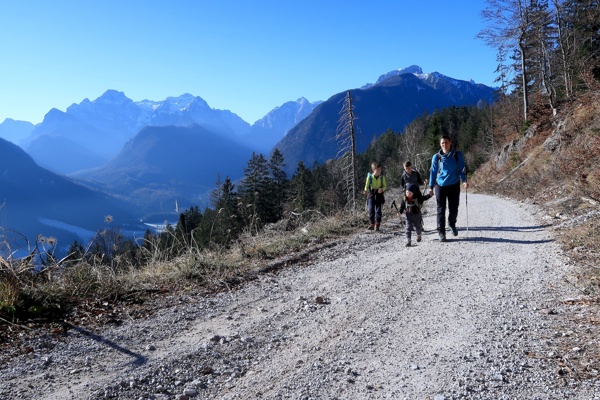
1;193;599;400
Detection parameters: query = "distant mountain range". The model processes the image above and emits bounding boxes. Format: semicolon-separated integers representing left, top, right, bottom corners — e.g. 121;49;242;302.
0;119;34;144
275;66;497;173
72;124;255;217
0;138;140;255
6;92;319;175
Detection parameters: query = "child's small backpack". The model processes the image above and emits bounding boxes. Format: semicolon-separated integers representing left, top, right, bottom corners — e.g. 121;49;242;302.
405;183;423;214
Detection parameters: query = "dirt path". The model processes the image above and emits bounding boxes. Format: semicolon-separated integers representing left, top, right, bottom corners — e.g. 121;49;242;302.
1;193;597;399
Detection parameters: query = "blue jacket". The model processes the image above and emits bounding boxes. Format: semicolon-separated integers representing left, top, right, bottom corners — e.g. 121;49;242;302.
429;148;467;188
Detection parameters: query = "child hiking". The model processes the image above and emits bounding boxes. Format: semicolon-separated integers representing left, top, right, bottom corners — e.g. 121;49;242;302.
364;162;387;231
401;160;429;231
399;183;433;246
400;160;428;190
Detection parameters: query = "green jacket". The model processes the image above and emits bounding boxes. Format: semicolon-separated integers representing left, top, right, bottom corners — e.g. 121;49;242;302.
364;173;387;192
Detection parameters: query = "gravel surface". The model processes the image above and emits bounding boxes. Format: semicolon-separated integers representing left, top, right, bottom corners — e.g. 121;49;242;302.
1;193;599;400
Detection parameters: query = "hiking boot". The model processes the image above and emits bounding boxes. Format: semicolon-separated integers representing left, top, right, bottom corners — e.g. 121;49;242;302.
367;224;375;230
375;223;380;231
450;226;458;236
405;240;411;247
416;234;422;242
438;233;447;242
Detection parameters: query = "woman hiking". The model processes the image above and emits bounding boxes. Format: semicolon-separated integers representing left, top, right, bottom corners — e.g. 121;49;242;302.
428;135;468;242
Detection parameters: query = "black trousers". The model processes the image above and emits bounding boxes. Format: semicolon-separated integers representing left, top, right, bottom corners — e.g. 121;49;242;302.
434;183;460;233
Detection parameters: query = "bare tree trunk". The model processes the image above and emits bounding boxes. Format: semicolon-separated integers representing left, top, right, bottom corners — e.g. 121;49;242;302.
336;90;358;211
479;0;533;123
348;92;358;209
519;39;529;121
517;0;529;122
552;0;572;98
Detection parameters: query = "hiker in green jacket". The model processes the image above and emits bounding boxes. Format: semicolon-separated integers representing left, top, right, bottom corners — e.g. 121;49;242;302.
364;162;387;231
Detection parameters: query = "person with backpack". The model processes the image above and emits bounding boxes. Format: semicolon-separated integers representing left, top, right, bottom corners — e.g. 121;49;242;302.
428;135;469;242
399;183;433;246
400;160;428;190
364;162;387;231
401;160;430;231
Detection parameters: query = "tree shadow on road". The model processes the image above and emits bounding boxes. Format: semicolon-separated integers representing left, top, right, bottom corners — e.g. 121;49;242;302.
465;224;552;233
451;236;553;245
436;224;554;244
68;325;147;366
441;225;555;245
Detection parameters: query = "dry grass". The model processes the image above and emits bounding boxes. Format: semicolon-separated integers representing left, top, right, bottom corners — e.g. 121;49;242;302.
0;209;366;333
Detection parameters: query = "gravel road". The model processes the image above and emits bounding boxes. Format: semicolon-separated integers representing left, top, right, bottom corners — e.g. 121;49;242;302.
1;193;599;400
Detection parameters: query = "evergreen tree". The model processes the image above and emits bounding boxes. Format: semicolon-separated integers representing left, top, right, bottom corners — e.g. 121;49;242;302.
563;0;600;90
239;152;272;231
209;176;242;244
426;112;445;152
66;240;85;264
269;148;289;222
290;161;316;212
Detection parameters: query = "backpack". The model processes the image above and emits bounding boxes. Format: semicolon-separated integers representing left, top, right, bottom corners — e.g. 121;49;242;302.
404;183;423;213
367;173;386;204
434;150;464;181
402;169;422;188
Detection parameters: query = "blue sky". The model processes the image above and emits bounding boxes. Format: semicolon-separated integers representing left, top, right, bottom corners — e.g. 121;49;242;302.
0;0;497;125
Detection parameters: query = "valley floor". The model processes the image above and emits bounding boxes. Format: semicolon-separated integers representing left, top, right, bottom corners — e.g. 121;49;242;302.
1;194;599;399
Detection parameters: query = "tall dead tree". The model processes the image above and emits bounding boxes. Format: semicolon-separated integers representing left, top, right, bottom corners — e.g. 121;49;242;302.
335;90;358;211
552;0;573;98
479;0;536;122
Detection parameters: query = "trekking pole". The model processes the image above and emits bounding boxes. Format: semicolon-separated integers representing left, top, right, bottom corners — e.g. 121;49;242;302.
463;167;469;238
391;200;404;226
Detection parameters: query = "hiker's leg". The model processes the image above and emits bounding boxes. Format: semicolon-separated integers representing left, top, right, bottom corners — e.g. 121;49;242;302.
447;183;461;228
415;216;423;242
405;215;413;240
375;200;382;224
368;198;375;224
415;215;423;236
434;185;446;233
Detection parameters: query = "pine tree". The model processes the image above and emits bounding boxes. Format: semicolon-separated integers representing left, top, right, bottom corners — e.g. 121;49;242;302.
479;0;538;121
66;240;85;264
210;176;242;243
269;148;289;222
239;152;272;231
291;161;316;212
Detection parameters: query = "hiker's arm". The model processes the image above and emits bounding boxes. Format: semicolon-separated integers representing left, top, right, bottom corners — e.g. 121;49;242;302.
429;155;438;188
458;152;468;184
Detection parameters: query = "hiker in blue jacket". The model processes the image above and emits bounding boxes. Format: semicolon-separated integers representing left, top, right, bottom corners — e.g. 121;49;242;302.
429;135;468;242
